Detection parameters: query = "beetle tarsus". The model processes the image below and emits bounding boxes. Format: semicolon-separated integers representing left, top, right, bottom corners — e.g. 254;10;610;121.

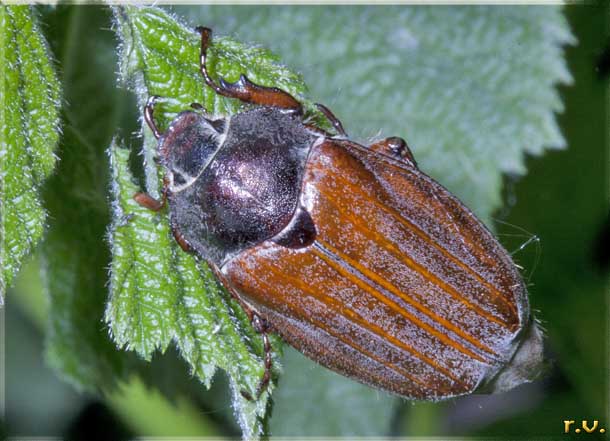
134;191;166;211
252;315;273;399
256;334;273;398
145;95;162;139
369;137;418;168
196;26;302;113
315;103;347;137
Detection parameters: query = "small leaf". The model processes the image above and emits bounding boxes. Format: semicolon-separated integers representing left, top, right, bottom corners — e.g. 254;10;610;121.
0;5;60;300
107;6;305;438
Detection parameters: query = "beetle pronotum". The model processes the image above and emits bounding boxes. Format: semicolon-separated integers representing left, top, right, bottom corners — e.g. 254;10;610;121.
135;27;543;401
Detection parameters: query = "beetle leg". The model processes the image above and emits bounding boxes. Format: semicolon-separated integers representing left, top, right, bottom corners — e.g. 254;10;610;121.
209;264;274;400
315;103;347;137
144;95;162;139
134;192;166;211
171;223;193;253
251;314;273;399
196;26;302;113
303;123;333;138
368;137;418;169
134;177;170;211
210;265;254;320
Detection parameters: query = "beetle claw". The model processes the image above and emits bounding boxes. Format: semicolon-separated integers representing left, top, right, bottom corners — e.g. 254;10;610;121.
144;95;163;139
315;103;347;137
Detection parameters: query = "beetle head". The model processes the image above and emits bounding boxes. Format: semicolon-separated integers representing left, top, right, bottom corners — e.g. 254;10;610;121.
158;111;228;193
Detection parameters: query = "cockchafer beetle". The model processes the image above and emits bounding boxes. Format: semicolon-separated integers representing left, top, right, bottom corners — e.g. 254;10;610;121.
135;27;543;401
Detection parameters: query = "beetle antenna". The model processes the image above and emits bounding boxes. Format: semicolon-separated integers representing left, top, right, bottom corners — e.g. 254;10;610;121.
494;218;542;283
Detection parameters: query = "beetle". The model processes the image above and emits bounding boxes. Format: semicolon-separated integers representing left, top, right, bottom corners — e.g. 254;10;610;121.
135;26;543;401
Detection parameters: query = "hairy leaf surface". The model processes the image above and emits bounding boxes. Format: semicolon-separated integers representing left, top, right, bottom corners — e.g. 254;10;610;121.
1;6;60;300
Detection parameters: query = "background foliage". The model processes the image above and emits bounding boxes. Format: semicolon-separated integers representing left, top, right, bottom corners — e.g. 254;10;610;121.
3;3;608;440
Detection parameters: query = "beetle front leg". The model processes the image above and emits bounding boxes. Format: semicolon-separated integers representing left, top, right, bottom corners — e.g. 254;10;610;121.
196;27;302;113
144;95;163;139
134;192;166;211
135;190;193;252
368;137;418;168
134;177;169;211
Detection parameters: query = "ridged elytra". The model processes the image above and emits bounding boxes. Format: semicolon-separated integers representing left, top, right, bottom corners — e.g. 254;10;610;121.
135;26;543;401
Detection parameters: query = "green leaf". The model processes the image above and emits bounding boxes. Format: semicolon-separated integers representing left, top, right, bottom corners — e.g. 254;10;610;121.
107;6;311;438
107;141;274;435
40;5;133;392
171;5;573;436
0;5;61;300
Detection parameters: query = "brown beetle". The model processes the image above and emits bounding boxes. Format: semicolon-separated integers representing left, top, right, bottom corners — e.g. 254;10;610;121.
135;27;543;401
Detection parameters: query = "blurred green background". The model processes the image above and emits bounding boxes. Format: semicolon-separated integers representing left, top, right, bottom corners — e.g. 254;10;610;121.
3;3;608;439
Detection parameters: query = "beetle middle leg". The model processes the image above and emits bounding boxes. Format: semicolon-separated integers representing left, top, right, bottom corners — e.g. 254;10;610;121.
210;264;275;400
251;314;273;399
196;26;302;113
236;315;273;401
369;137;418;168
170;223;194;253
